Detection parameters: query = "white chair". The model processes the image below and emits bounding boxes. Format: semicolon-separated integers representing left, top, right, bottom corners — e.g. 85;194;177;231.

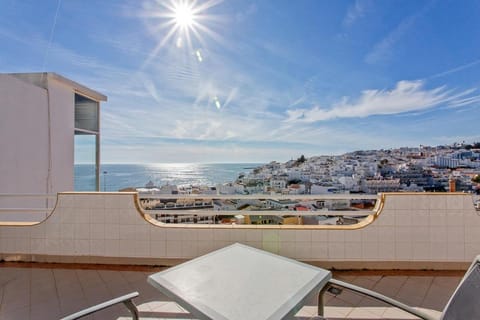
60;291;139;320
318;255;480;320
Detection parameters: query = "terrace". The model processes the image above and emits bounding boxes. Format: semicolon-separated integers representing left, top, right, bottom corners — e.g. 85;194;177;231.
0;191;478;319
0;264;461;319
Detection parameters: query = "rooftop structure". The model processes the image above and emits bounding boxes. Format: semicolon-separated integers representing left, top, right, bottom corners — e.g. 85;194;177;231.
0;73;106;221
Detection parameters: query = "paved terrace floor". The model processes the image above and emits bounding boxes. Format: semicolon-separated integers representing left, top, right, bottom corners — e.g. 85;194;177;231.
0;263;463;320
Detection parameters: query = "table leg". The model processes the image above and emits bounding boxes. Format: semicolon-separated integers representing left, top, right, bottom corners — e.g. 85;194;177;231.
318;285;330;316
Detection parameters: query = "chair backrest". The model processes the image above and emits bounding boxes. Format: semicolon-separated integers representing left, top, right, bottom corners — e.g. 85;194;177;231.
441;255;480;320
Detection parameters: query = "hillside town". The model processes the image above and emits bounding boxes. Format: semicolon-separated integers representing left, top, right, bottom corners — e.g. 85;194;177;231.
231;142;480;195
139;143;480;225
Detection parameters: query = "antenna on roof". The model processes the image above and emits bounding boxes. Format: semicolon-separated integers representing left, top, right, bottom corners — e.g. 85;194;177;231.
41;0;62;80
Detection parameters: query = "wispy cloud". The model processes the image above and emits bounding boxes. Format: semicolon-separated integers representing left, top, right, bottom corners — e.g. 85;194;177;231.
365;2;434;64
235;2;257;23
448;95;480;108
365;19;415;64
285;80;479;122
428;58;480;79
343;0;373;27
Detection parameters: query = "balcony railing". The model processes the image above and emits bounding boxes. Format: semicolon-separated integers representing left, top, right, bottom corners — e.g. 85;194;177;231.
0;193;56;223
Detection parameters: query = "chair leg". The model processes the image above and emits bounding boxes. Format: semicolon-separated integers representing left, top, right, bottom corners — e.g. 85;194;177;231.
123;299;139;320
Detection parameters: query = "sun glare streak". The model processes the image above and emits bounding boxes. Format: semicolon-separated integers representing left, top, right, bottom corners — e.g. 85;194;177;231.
144;23;180;65
191;22;224;46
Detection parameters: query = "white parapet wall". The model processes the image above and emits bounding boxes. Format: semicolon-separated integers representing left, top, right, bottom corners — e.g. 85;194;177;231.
0;192;479;269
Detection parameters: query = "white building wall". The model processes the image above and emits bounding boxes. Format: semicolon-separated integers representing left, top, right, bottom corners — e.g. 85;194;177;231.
0;74;75;196
47;79;75;193
270;179;286;189
0;75;59;221
311;185;335;194
0;74;51;195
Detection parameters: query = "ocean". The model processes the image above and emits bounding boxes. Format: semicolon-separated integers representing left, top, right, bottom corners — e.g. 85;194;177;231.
74;163;262;191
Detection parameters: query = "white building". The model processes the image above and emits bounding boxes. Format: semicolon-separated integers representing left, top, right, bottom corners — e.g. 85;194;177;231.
270;179;287;190
435;156;461;169
0;72;106;220
337;176;358;191
311;185;339;194
364;178;401;193
288;169;302;180
217;183;245;195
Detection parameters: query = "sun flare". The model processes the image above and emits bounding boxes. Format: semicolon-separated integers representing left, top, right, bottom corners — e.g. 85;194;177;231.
139;0;230;112
140;0;223;55
143;0;223;48
173;3;195;28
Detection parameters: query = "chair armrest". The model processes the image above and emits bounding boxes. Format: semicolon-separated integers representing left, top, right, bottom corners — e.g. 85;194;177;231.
327;279;437;320
60;291;139;320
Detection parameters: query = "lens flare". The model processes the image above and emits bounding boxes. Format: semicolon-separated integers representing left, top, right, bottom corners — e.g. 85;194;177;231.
195;49;203;62
213;96;221;109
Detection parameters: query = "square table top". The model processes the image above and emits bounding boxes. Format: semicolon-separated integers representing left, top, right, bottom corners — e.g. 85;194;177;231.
148;243;331;320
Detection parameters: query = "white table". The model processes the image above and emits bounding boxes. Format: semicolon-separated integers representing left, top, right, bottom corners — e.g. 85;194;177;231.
148;243;331;320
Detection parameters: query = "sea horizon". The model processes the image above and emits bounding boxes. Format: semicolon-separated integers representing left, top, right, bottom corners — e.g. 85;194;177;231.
98;162;266;165
74;163;263;192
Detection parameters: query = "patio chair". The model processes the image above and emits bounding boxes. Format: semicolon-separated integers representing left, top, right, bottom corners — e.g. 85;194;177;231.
60;291;139;320
318;255;480;320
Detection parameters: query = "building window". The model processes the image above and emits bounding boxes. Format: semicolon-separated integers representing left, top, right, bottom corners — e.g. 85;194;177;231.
74;94;100;191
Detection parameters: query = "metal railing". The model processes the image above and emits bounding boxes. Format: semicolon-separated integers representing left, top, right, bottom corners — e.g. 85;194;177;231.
0;193;57;222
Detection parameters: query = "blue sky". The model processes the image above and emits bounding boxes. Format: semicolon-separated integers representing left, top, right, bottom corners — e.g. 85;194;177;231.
1;0;480;163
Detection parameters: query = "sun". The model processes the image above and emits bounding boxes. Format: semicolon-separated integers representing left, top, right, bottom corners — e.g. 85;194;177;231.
140;0;223;67
173;2;195;28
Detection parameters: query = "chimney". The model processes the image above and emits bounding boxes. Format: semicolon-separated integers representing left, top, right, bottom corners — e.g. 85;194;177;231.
449;178;456;192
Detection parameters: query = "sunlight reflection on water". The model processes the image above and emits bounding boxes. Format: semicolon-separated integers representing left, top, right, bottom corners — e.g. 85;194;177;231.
75;163;261;191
